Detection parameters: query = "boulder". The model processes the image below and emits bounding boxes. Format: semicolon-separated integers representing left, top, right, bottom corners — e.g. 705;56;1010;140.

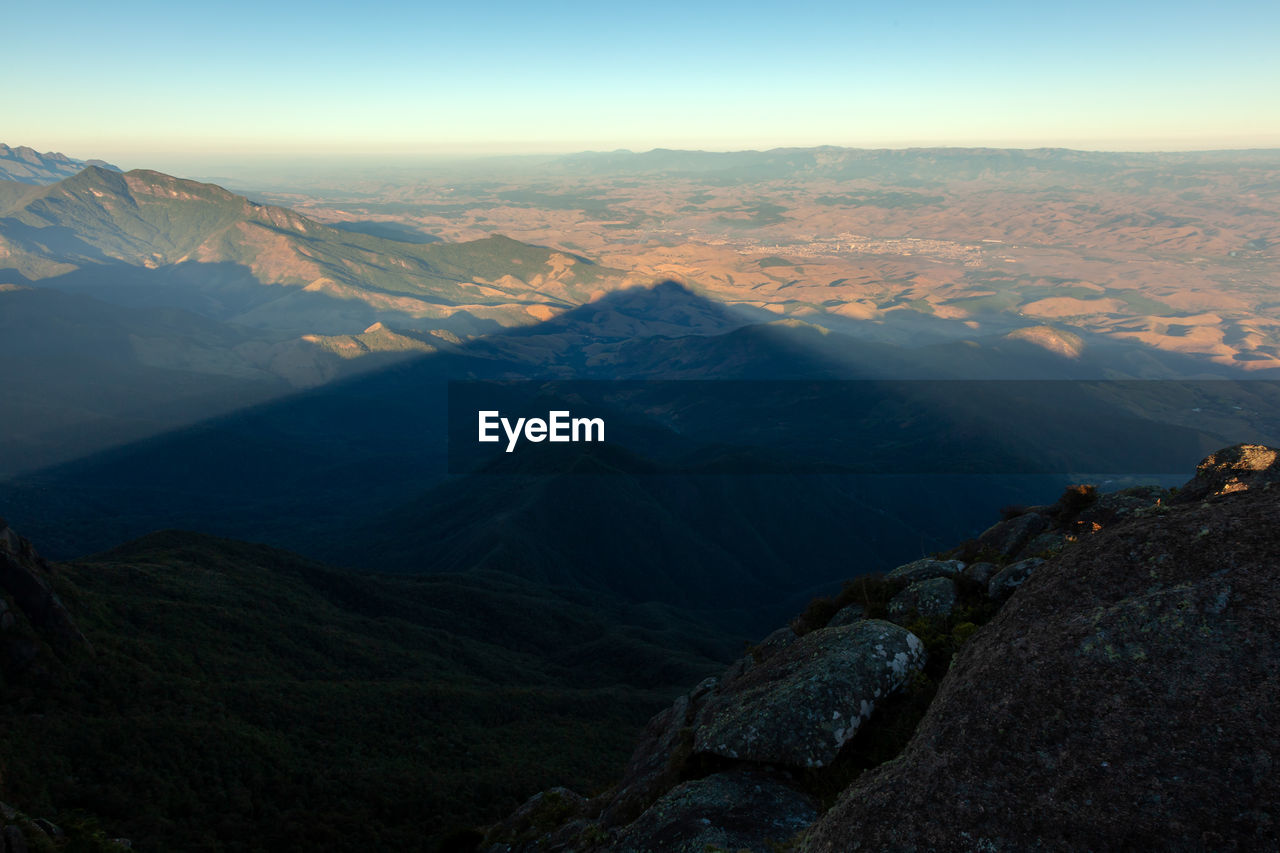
693;620;925;768
1016;531;1069;559
963;561;998;586
977;511;1047;557
887;577;957;621
826;603;865;628
750;626;797;663
722;629;799;685
614;771;815;853
1076;484;1170;527
987;557;1044;600
1171;443;1280;503
480;787;587;852
598;676;718;828
804;472;1280;852
886;558;965;585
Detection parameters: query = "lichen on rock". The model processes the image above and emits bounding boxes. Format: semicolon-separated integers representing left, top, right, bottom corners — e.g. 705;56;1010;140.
692;620;926;769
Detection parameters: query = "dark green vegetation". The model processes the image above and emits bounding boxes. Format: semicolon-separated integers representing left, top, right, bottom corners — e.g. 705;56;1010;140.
2;531;739;850
816;191;945;209
494;189;621;220
714;201;787;228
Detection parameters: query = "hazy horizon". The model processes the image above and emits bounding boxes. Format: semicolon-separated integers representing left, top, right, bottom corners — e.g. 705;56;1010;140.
10;0;1279;174
11;142;1280;189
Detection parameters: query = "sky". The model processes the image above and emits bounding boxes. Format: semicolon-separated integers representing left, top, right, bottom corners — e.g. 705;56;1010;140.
6;0;1279;171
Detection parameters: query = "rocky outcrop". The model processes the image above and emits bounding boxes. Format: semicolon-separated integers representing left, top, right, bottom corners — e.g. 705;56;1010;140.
977;511;1047;557
614;772;816;853
1170;442;1280;503
0;803;122;853
0;517;91;680
986;556;1044;600
804;453;1280;851
482;448;1276;853
482;618;928;851
886;558;964;585
887;577;957;621
826;603;865;627
694;621;926;768
962;561;998;586
596;676;719;829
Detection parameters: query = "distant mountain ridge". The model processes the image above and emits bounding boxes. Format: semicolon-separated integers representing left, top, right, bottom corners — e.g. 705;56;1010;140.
0;143;120;184
552;145;1280;182
0;165;621;334
0;162;631;473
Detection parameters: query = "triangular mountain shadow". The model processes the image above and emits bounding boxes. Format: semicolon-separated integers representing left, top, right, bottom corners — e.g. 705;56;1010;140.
0;281;1254;625
0;282;897;557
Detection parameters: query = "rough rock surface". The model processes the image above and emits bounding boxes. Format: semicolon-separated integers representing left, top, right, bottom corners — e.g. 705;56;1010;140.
1072;483;1168;524
597;677;718;829
751;626;797;662
962;561;998;586
826;602;865;627
886;558;965;585
615;771;816;853
978;511;1047;557
1016;530;1069;559
482;448;1274;853
481;787;588;852
1170;442;1280;503
887;577;957;621
0;517;90;678
693;620;926;768
987;557;1044;600
803;473;1280;852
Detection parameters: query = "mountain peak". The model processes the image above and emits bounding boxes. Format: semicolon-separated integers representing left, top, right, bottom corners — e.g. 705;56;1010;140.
0;143;121;185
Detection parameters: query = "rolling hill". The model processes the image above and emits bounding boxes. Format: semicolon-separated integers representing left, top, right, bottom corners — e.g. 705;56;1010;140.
0;519;739;850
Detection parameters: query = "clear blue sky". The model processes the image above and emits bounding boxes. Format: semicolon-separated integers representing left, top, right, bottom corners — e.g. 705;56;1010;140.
7;0;1279;170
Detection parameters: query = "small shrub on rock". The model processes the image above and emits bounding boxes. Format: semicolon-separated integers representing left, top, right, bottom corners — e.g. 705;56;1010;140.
1054;483;1098;518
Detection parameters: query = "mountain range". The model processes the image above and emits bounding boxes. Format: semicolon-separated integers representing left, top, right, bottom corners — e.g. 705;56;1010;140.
0;165;614;332
0;163;633;473
0;144;120;185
